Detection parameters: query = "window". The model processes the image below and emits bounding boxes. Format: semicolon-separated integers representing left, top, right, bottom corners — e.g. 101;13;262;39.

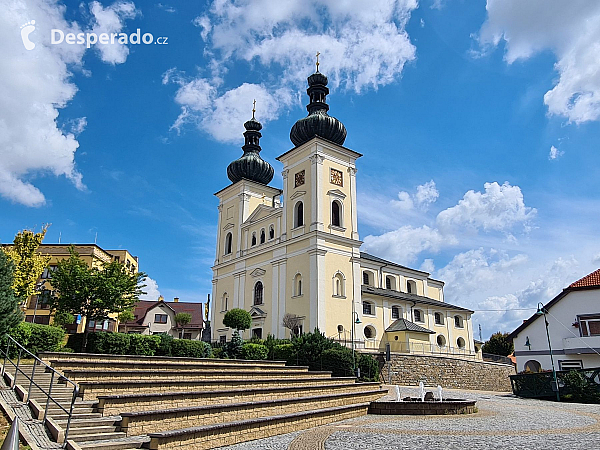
559;360;583;370
269;225;275;240
457;337;466;349
219;335;227;344
260;229;266;244
294;273;303;296
251;233;257;246
224;232;233;255
337;324;344;334
252;328;263;340
364;325;376;339
434;312;444;325
413;309;423;322
41;265;57;279
331;200;341;227
363;301;374;316
362;271;371;286
385;276;395;290
333;272;345;297
454;315;464;328
88;320;95;328
391;306;400;319
437;334;447;347
407;280;416;294
221;293;228;312
154;314;168;324
254;282;264;305
183;333;192;340
524;360;542;373
294;201;304;227
579;314;600;336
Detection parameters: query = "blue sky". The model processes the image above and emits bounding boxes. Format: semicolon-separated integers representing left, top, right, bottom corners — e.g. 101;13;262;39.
2;0;600;339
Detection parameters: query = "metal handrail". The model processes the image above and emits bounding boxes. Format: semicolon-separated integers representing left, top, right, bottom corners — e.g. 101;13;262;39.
1;334;79;447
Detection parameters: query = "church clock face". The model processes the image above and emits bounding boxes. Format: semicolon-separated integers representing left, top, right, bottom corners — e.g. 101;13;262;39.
330;168;343;186
295;170;305;187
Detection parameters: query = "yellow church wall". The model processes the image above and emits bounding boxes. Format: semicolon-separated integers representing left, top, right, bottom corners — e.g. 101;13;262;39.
427;285;442;300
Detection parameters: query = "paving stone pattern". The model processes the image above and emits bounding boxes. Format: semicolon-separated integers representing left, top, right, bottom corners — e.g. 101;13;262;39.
217;386;600;450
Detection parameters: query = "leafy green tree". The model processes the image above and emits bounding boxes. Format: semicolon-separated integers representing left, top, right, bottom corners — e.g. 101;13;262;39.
482;331;514;356
3;225;50;303
52;310;75;328
50;246;146;349
118;310;135;334
0;250;22;336
223;308;252;331
174;312;192;338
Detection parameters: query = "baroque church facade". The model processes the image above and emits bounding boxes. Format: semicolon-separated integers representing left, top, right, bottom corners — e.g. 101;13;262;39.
211;69;477;358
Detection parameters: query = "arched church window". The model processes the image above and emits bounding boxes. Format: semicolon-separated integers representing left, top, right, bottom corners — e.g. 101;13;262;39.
221;293;228;312
386;276;396;290
295;201;304;227
254;282;263;305
332;200;341;227
363;271;370;286
391;306;401;320
251;232;257;246
333;272;345;297
407;280;416;294
294;273;303;296
413;309;423;322
269;225;275;240
434;312;444;325
260;228;265;244
224;233;232;255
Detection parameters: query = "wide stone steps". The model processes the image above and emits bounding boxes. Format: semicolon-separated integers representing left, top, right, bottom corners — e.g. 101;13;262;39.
66;425;121;436
120;389;385;436
96;381;380;415
55;415;121;429
69;435;151;450
77;376;356;400
146;403;371;450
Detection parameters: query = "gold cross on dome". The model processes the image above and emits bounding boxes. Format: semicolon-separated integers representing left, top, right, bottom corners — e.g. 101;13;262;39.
252;99;256;119
316;51;320;72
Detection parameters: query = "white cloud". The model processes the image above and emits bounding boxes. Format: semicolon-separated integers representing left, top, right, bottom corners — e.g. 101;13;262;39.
593;253;600;264
89;1;140;65
170;0;418;142
415;180;439;208
140;276;161;300
362;225;454;265
548;145;564;160
391;191;414;211
420;258;435;273
436;182;536;233
478;1;600;123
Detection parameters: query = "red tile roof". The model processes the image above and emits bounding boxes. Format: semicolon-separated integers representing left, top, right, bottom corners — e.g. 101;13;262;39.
124;299;204;328
569;268;600;288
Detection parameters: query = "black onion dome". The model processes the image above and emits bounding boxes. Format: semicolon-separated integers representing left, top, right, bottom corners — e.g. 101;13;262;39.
290;71;347;147
227;117;274;185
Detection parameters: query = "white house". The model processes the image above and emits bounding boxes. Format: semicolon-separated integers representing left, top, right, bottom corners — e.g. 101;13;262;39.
509;268;600;372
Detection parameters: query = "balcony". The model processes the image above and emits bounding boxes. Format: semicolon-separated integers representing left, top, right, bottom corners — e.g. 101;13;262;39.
563;335;600;354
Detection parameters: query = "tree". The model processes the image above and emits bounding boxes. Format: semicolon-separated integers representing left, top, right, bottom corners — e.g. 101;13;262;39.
3;225;50;304
282;313;302;338
0;250;22;336
118;310;135;334
50;246;146;349
174;312;192;338
52;310;75;328
482;331;514;356
223;308;252;332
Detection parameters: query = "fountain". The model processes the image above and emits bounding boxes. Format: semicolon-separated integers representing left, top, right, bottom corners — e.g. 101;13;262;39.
369;383;477;416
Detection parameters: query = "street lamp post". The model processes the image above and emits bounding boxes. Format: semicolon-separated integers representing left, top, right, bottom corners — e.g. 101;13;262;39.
351;311;361;378
536;302;560;402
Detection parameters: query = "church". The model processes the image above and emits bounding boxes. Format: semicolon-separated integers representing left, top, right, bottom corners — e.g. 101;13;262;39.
210;66;477;359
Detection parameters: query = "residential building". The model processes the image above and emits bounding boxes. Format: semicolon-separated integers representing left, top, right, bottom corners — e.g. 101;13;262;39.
509;268;600;372
210;68;477;359
119;297;204;339
1;243;138;333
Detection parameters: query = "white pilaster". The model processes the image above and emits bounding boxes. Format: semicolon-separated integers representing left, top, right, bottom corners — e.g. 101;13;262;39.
215;204;223;265
348;166;359;240
281;170;288;241
271;261;280;336
277;258;287;338
309;153;324;232
210;279;217;341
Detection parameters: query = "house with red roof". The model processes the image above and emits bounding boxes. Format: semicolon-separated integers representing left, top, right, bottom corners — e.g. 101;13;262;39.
509;268;600;373
118;296;204;340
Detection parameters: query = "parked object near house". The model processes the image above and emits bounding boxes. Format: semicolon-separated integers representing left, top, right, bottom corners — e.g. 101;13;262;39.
119;297;204;340
509;268;600;373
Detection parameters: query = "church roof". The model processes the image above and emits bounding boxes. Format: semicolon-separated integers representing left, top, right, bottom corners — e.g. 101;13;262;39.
361;285;474;313
385;318;435;334
360;252;429;275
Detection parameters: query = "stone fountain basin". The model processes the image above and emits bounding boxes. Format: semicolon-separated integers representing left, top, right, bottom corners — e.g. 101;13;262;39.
368;398;477;415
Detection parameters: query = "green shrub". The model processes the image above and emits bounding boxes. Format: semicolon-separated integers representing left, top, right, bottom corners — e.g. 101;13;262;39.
272;343;294;362
288;328;336;370
155;333;174;356
86;331;130;355
561;370;600;403
128;334;160;356
320;347;354;377
222;309;252;331
56;346;74;353
212;347;225;359
4;322;65;357
264;334;289;360
240;343;268;360
223;330;243;359
170;339;213;358
357;353;380;382
66;333;85;353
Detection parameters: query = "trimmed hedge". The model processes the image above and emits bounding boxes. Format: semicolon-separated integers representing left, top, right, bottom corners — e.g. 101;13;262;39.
320;347;354;377
170;339;212;358
3;322;65;357
87;331;130;355
272;343;294;361
128;334;160;356
240;343;268;360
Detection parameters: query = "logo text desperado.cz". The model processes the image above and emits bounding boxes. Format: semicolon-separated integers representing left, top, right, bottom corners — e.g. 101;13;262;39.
51;29;167;48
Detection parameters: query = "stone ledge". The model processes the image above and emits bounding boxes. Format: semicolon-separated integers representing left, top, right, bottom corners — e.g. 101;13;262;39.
40;352;287;365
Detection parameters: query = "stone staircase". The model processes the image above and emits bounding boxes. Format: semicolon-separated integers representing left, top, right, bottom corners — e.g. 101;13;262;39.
15;352;386;449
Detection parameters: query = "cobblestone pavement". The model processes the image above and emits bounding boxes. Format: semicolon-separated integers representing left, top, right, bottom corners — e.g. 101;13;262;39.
218;386;600;450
